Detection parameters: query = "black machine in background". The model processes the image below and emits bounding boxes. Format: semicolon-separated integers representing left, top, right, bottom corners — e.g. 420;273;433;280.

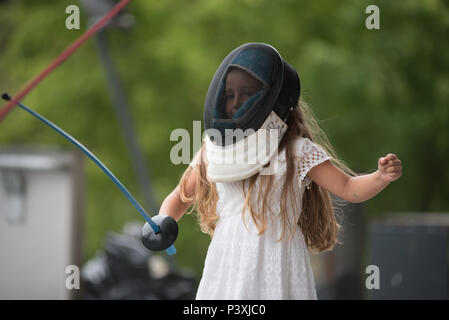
81;222;197;300
368;213;449;300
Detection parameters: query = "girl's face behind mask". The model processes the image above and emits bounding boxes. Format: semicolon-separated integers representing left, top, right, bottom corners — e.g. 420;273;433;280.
224;68;262;119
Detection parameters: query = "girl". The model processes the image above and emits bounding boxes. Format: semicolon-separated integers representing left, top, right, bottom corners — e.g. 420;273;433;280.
159;43;402;299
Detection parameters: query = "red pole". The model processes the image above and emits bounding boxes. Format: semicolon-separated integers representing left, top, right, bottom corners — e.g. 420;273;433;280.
0;0;132;122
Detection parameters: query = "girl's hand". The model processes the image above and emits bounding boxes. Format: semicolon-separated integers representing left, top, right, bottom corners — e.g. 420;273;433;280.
378;153;402;183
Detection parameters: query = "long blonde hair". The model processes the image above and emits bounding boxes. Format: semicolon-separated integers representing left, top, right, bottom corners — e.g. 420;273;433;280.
179;98;360;252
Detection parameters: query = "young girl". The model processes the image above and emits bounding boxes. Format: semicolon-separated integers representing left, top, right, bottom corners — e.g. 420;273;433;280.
159;43;402;299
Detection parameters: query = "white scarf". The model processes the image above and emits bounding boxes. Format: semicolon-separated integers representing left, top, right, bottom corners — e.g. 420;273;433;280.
205;111;288;182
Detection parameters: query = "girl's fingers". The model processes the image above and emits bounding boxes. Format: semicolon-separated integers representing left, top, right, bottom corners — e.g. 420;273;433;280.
380;154;399;165
383;159;401;167
385;165;402;172
387;169;402;176
384;154;399;163
380;155;402;180
387;153;398;160
379;156;402;176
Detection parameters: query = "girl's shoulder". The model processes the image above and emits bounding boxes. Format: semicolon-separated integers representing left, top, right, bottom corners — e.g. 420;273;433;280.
292;136;331;185
292;136;322;156
291;136;330;166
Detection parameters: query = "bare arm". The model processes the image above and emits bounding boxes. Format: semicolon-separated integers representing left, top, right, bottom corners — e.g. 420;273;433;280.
307;153;402;203
343;170;390;203
158;168;197;222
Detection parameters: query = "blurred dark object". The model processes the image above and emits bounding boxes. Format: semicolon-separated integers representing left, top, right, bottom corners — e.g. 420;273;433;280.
79;0;135;29
81;222;197;300
368;213;449;299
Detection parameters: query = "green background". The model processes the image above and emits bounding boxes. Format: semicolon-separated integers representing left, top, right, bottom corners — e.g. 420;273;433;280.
0;0;448;282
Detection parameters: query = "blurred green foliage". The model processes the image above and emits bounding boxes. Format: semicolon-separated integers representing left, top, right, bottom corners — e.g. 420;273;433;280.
0;0;448;280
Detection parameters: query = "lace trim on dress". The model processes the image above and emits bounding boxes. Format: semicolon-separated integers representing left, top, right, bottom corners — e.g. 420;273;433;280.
296;138;330;190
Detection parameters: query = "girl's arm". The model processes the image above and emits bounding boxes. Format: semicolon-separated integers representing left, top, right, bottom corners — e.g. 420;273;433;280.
158;169;197;222
307;153;402;203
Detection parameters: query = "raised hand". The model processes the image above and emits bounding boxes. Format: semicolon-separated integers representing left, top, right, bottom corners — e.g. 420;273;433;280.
378;153;402;183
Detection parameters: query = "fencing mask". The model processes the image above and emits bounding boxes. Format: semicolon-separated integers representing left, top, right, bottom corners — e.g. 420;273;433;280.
203;43;300;182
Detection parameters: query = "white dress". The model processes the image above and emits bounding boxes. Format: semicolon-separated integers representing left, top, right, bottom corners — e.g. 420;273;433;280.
191;137;330;300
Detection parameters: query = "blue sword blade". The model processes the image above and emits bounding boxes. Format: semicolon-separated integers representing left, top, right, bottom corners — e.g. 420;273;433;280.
2;96;176;256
